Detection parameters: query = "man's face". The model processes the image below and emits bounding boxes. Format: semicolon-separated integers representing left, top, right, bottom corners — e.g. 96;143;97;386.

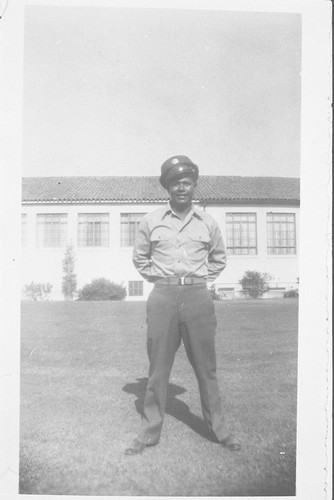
168;176;196;210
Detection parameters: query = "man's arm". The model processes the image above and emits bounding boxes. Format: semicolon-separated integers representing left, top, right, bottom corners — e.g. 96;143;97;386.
207;220;227;282
132;217;153;282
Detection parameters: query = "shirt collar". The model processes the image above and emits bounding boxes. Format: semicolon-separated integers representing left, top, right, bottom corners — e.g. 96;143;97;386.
161;202;203;220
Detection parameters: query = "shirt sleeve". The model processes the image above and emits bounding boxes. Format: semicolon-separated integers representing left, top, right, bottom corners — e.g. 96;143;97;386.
207;219;227;282
132;217;154;282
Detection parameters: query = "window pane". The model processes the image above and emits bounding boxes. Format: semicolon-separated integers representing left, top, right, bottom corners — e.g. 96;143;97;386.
36;214;67;247
21;214;27;247
128;280;143;296
78;213;109;247
121;213;146;247
226;212;257;255
267;213;296;254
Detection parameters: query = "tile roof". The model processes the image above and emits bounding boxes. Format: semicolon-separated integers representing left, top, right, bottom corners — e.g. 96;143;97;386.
22;176;300;204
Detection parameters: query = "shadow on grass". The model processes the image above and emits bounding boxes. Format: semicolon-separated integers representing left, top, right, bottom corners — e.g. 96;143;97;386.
123;377;215;442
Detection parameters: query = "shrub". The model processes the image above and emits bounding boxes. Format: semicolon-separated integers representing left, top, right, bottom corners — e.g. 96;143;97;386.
77;278;126;301
23;281;53;301
208;285;223;300
239;270;271;299
284;288;299;298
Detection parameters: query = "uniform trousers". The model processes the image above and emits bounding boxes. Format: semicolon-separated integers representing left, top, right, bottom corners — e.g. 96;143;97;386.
136;283;229;445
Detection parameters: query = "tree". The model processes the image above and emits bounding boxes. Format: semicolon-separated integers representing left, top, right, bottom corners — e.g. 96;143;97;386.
239;270;271;299
62;245;77;300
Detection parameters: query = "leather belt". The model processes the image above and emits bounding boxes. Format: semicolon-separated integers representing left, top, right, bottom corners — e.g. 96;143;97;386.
155;277;206;286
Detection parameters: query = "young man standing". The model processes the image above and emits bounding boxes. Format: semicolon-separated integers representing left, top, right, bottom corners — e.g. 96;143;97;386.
125;155;241;455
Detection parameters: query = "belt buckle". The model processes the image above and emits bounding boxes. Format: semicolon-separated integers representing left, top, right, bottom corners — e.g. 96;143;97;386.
179;276;185;285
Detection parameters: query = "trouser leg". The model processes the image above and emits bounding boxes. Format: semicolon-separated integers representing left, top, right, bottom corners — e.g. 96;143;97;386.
180;285;230;442
137;286;181;445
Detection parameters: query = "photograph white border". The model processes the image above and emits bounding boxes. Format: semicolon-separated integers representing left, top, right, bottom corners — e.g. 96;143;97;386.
0;1;332;499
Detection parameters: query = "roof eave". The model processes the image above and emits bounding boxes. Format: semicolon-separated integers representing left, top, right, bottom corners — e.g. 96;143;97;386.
22;197;300;205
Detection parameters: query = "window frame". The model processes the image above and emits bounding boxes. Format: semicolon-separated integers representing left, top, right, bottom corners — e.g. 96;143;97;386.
77;213;110;247
225;212;258;255
21;213;27;247
266;212;297;255
36;213;68;248
128;280;144;297
120;213;146;247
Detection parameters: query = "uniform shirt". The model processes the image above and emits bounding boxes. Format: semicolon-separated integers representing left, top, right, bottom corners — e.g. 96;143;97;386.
132;203;226;282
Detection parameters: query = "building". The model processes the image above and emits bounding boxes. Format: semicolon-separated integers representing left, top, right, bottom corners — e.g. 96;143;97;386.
21;175;300;300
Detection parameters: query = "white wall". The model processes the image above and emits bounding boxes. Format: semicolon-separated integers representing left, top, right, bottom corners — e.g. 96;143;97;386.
21;201;299;300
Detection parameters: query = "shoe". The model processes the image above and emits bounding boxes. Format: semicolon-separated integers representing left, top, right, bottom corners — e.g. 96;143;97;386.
220;435;242;451
124;439;148;456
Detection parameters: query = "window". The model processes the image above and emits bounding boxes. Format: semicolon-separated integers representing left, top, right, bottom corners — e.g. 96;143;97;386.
36;213;67;247
226;213;257;255
128;281;144;297
78;213;109;247
21;214;27;247
267;213;296;255
120;213;146;247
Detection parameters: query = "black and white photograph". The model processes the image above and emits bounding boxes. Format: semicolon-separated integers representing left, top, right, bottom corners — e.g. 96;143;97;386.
0;0;332;499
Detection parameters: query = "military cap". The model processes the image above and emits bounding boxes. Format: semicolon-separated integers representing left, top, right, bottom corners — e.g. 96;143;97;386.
159;155;199;189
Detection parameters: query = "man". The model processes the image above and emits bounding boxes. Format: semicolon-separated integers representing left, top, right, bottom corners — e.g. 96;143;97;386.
125;155;241;455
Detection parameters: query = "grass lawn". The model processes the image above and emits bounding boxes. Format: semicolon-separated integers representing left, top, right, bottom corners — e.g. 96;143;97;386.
20;298;298;496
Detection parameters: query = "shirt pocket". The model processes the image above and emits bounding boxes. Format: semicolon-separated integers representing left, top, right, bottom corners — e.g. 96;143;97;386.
150;227;174;243
188;230;211;248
